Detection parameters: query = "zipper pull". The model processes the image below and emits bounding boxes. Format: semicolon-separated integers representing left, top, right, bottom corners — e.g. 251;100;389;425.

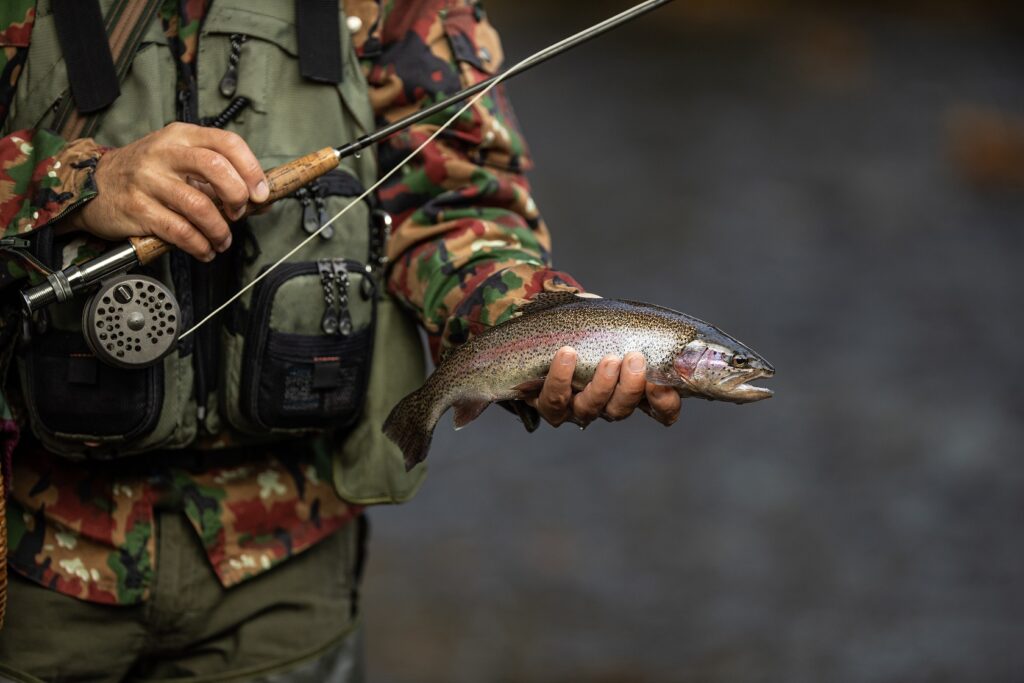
314;193;333;240
297;188;319;235
219;34;248;98
332;259;352;337
317;259;338;335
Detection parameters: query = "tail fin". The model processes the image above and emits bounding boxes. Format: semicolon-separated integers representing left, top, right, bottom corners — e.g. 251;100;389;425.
383;387;441;470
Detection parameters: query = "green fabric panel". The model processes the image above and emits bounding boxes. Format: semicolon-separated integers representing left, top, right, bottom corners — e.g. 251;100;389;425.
332;296;428;504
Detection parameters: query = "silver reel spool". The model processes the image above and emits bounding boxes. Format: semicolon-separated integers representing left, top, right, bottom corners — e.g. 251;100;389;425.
83;274;180;369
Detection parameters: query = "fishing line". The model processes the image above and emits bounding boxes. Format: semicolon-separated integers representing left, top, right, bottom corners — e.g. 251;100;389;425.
180;1;660;340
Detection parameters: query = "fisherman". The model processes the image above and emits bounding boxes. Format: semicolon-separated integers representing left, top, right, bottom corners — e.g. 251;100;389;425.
0;1;681;680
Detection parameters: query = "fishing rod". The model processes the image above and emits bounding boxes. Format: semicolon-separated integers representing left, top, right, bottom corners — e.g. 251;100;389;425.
14;0;674;369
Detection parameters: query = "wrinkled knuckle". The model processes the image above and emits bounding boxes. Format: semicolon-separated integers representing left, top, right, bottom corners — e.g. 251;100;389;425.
206;153;230;176
166;219;193;241
164;121;188;137
224;131;257;161
543;394;569;413
179;188;207;215
221;129;245;148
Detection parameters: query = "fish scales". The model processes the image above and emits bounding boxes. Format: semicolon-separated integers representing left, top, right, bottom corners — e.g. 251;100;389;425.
384;294;774;469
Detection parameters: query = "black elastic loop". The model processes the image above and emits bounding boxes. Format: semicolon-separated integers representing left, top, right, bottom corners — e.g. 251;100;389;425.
51;0;120;114
296;0;343;84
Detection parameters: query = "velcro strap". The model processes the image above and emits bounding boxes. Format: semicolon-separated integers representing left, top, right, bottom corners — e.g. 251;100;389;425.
296;0;343;84
51;0;120;114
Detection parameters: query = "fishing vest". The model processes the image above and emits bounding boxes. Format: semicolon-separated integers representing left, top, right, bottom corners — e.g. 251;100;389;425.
2;0;427;504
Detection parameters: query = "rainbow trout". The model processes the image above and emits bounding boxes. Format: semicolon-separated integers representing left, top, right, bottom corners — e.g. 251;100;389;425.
384;293;774;469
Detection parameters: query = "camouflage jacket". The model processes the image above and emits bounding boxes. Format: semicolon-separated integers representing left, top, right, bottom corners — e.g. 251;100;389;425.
0;0;580;605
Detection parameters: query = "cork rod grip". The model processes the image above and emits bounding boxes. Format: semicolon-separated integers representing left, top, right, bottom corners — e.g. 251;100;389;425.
263;146;340;202
131;235;171;265
130;147;340;266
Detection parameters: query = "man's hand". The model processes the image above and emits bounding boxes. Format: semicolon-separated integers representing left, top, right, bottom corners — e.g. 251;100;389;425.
528;346;682;428
63;122;269;262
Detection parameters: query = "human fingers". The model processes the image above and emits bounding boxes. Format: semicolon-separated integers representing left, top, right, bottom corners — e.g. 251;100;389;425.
187;177;217;201
151;177;232;253
179;125;268;203
645;382;681;426
169;146;250;220
571;355;621;426
136;195;216;261
603;351;647;421
535;346;577;427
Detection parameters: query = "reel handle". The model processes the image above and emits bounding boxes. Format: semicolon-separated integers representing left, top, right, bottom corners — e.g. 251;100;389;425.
131;146;340;265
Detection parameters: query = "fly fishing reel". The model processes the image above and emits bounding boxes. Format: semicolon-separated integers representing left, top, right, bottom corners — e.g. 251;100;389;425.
81;274;180;369
5;236;181;370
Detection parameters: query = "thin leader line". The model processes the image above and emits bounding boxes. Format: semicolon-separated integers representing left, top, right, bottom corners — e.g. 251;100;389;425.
180;1;652;340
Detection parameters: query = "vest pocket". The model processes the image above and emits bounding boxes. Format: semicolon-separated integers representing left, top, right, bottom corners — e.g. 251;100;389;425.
229;260;376;435
17;329;163;458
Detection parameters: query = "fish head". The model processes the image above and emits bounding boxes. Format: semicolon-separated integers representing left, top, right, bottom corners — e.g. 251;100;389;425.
672;332;774;403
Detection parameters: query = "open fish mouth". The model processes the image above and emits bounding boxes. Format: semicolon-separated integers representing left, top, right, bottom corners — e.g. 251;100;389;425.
735;382;774;398
722;370;775;402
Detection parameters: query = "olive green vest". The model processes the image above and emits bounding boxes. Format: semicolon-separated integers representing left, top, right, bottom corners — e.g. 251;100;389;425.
3;0;427;504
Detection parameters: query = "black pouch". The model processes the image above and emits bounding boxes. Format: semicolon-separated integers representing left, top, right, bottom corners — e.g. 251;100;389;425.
12;232;195;458
18;326;163;448
235;258;377;434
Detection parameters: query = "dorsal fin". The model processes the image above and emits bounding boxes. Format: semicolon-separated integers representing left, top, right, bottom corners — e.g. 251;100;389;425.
519;291;585;315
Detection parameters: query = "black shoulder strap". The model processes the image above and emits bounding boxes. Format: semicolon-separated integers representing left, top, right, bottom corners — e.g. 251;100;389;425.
51;0;163;140
51;0;119;115
296;0;343;84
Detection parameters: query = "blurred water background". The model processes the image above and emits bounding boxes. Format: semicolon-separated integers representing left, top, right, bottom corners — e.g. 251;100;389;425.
364;2;1024;681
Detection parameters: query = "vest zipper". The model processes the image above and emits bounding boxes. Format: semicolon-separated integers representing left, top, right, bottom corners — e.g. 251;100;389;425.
173;32;218;428
317;259;338;334
331;259;353;336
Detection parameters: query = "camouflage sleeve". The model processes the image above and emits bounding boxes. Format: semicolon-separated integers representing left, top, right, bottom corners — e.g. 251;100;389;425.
362;0;582;361
0;1;105;242
0;131;105;238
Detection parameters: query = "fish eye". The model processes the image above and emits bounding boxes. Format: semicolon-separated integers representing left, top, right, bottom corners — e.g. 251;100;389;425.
731;355;750;368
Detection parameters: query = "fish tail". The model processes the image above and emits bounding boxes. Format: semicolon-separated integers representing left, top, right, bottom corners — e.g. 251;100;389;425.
383;384;443;471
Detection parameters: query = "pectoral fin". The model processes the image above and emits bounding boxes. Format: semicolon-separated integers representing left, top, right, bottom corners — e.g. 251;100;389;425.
452;398;491;430
498;400;542;433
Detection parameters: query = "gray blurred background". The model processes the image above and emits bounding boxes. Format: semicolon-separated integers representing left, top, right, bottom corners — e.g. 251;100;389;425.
363;2;1024;681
